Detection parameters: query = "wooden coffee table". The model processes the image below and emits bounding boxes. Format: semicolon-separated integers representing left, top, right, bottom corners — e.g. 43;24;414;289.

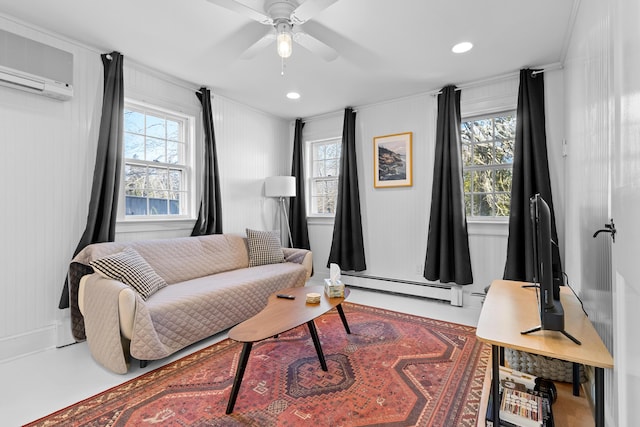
225;285;350;414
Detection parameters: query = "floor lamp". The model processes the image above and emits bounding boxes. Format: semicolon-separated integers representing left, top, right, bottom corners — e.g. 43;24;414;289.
265;176;296;247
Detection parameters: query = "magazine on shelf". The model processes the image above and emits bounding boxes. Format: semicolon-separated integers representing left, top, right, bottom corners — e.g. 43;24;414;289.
485;367;554;427
500;388;543;427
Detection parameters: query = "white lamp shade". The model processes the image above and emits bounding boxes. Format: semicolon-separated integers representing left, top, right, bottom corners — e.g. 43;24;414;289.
265;176;296;197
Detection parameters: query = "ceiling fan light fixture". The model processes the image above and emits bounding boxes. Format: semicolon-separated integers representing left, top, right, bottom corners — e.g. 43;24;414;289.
286;92;300;99
276;21;293;58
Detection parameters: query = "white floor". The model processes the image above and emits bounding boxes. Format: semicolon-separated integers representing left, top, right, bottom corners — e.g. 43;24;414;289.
0;287;481;427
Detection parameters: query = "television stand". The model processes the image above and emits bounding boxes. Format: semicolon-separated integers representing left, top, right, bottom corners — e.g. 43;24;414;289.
521;325;582;345
476;280;613;427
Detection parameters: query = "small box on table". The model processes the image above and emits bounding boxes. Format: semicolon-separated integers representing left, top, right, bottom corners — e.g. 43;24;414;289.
324;278;344;298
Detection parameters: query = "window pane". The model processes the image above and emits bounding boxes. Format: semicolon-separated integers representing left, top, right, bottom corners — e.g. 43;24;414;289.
169;169;182;192
314;144;326;160
166;120;181;141
325;159;339;177
472;170;493;193
495;139;514;164
473;143;493;166
169;193;181;215
147;167;168;191
495;116;516;140
124;133;144;160
461;122;472;144
461;143;472;166
146;115;165;139
313;160;325;177
472;194;493;216
495;193;511;217
472;119;493;142
124;110;144;134
463;170;472;193
149;193;168;215
125;195;147;216
464;194;471;216
326;143;340;159
495;169;512;192
125;165;146;195
146;137;165;163
167;140;179;164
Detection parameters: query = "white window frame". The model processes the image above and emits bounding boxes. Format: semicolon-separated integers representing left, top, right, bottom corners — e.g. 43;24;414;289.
461;110;516;221
118;99;196;222
305;136;342;218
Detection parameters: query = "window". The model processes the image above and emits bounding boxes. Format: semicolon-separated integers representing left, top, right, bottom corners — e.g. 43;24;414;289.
308;138;341;215
461;111;515;218
122;102;193;218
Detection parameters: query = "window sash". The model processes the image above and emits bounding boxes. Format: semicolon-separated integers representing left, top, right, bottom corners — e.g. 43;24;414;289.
461;111;515;219
307;138;341;216
122;101;193;220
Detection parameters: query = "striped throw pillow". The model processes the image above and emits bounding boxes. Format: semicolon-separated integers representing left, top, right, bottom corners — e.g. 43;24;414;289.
90;247;167;300
246;229;285;267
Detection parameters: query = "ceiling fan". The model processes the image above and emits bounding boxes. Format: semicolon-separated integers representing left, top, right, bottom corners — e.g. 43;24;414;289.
207;0;340;61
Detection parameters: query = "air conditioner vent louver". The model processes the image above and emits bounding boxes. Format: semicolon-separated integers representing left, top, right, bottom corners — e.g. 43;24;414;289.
0;29;73;101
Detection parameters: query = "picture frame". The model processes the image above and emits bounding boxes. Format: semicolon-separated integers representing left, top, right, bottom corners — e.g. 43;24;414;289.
373;132;413;188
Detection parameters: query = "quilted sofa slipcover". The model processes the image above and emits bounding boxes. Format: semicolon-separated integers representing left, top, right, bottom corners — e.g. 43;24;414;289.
72;234;312;374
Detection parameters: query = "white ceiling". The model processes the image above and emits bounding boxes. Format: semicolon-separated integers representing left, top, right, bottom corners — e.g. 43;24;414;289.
0;0;577;119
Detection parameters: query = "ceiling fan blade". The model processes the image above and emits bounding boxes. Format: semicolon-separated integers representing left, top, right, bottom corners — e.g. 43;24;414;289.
293;30;339;61
206;0;272;25
240;30;276;59
290;0;340;25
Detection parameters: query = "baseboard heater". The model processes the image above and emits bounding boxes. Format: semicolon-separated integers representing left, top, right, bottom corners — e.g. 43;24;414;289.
340;272;463;306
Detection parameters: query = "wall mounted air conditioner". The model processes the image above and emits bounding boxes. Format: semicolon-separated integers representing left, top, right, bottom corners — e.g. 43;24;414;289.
0;29;73;101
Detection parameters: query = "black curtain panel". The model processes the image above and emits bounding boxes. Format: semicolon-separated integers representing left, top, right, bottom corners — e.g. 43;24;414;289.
59;52;125;309
504;69;562;283
191;87;223;236
289;118;310;249
424;86;473;285
327;108;366;271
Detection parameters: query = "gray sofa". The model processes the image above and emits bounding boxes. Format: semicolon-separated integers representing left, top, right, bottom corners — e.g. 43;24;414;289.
72;233;312;374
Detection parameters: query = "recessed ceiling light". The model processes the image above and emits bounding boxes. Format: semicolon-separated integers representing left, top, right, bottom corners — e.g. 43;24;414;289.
286;92;300;100
452;42;473;54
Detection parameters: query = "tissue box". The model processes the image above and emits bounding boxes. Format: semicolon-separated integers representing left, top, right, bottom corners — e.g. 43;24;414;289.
324;278;345;298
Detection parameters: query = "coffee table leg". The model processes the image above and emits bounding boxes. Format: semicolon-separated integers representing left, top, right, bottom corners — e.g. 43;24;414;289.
307;320;328;371
336;304;351;334
226;341;253;414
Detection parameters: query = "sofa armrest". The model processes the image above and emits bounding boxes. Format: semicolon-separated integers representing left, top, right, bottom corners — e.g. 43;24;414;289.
282;248;313;280
78;273;137;340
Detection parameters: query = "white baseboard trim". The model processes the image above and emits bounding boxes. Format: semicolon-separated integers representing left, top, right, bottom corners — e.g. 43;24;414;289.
339;273;463;306
0;326;56;363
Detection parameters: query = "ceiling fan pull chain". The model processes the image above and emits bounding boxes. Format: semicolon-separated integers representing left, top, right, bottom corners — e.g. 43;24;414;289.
281;56;285;76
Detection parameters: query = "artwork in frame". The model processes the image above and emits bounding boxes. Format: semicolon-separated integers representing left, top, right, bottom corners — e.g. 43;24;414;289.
373;132;413;188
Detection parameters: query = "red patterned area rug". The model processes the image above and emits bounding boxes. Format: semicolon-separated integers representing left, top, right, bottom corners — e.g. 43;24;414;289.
27;303;490;427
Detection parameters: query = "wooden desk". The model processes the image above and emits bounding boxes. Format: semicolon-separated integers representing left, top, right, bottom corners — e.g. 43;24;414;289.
476;280;613;427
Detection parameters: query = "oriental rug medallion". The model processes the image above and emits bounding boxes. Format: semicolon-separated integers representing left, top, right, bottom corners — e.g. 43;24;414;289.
27;303;490;427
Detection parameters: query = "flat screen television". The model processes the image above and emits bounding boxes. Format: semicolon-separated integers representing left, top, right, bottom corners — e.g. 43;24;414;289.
521;194;581;345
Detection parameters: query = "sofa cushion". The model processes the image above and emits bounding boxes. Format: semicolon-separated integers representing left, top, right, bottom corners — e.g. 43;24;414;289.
90;247;167;300
246;228;285;267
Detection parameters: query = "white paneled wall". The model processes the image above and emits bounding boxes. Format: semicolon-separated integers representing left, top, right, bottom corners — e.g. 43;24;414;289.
212;96;290;236
307;76;564;309
0;17;101;360
563;0;616;424
0;19;290;361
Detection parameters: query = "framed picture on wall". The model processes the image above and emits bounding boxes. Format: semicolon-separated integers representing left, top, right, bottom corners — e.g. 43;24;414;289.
373;132;413;188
